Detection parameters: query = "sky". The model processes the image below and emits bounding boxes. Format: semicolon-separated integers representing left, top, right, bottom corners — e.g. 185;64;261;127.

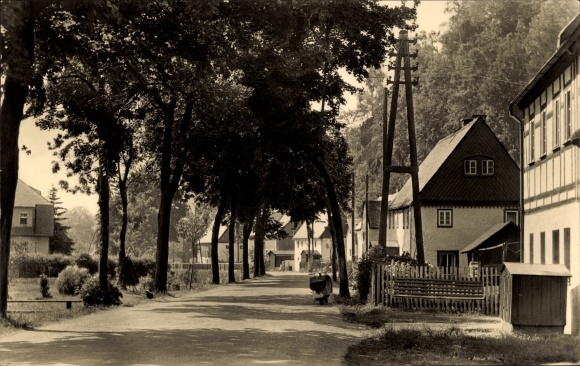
17;1;451;215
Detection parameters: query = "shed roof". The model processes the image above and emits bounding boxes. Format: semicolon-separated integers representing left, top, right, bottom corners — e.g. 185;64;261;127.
267;250;294;256
501;263;571;277
461;221;519;253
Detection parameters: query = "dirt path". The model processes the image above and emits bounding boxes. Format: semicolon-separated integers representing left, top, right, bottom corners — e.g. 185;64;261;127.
0;272;368;365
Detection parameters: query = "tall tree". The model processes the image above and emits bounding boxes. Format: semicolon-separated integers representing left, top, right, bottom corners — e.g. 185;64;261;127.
47;186;74;255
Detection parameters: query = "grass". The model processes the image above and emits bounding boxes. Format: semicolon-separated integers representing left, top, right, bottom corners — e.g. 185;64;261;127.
340;305;580;365
0;274;217;336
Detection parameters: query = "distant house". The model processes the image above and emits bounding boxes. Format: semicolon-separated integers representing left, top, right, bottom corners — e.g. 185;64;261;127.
388;115;520;269
264;213;297;253
292;214;332;272
11;179;54;253
358;196;399;259
509;13;580;335
197;223;252;264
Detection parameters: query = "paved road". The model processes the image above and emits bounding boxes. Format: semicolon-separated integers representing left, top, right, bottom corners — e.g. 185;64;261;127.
1;272;367;366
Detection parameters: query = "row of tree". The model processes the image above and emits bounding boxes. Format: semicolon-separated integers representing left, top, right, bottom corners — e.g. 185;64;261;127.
0;0;418;318
344;0;577;213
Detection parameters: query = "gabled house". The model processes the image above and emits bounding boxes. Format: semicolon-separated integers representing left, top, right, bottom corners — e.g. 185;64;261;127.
388;115;520;269
264;212;297;253
12;179;54;253
197;223;254;264
509;13;580;335
292;214;333;272
358;196;399;259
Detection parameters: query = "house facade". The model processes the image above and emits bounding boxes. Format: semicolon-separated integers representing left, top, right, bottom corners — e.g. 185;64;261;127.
292;215;333;272
11;179;54;253
388;115;520;269
196;223;253;264
509;13;580;335
264;213;296;253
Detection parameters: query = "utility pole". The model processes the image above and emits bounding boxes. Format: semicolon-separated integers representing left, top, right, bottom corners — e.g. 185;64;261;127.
379;30;425;265
365;174;369;251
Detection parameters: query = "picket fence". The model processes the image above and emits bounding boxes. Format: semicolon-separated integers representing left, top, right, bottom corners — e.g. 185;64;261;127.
371;264;500;315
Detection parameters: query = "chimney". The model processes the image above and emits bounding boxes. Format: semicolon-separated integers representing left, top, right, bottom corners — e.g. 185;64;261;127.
472;114;487;123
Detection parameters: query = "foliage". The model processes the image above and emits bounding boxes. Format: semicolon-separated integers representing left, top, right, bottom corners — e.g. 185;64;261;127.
9;253;73;278
47;186;74;255
131;256;156;278
55;265;90;295
62;207;96;254
78;275;122;307
39;275;51;298
75;252;98;275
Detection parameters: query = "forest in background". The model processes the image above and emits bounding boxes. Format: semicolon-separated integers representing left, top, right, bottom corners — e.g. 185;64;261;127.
344;0;578;214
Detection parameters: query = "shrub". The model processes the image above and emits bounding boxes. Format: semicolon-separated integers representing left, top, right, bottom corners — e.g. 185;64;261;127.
138;275;154;293
78;275;123;307
56;265;90;295
9;253;73;278
132;256;156;277
75;253;98;274
39;274;51;298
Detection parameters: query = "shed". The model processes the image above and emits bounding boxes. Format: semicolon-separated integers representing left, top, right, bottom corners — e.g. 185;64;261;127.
461;221;520;266
267;250;294;271
500;263;571;333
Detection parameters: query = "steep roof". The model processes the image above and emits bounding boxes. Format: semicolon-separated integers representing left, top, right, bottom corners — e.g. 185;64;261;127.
292;214;329;240
390;116;519;209
199;223;228;244
15;179;51;207
390;119;477;209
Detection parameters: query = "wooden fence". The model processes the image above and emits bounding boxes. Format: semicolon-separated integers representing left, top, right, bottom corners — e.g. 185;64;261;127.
169;263;243;272
371;264;500;315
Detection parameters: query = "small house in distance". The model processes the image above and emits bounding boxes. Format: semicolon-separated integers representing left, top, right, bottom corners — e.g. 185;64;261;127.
11;179;54;253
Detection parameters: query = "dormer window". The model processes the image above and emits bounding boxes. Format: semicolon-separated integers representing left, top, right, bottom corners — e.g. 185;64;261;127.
482;160;494;176
464;160;477;176
20;213;28;225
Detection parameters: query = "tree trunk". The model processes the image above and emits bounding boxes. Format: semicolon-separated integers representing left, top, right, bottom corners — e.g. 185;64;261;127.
309;155;350;297
154;100;191;292
242;216;254;280
228;190;237;283
326;201;338;281
211;182;228;284
0;0;34;319
117;171;129;288
97;165;110;292
253;206;267;278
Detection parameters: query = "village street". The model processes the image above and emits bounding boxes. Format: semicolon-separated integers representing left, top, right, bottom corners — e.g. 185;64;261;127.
0;273;369;365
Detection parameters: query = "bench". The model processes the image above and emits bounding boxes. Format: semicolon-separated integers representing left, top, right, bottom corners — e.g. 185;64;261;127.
8;300;83;309
391;277;484;300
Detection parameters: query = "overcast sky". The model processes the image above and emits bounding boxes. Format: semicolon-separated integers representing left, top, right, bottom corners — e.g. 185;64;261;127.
17;1;450;215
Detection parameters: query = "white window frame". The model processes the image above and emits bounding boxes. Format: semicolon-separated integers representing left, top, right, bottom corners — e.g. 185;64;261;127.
553;99;560;149
437;209;452;228
464;160;477;176
482;160;494;176
504;209;519;225
19;213;28;225
540;110;547;156
529;115;535;162
564;90;571;141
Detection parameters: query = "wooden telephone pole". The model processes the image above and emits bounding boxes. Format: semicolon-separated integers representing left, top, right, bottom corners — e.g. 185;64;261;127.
377;30;425;265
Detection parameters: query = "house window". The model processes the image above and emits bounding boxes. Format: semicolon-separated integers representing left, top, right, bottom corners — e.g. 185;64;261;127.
225;245;229;249
19;213;28;225
529;233;534;264
437;209;452;228
529;115;535;162
504;210;519;225
552;230;559;264
437;250;459;269
554;99;560;148
464;160;477;176
564;228;570;270
540;232;545;264
540;110;547;156
482;160;494;176
564;91;571;140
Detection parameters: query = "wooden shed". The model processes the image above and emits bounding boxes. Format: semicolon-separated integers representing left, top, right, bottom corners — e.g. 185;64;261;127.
267;250;294;271
500;263;571;333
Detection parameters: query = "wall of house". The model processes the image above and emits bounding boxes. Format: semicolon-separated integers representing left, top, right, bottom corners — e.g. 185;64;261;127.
522;54;579;334
11;236;49;254
399;206;515;268
12;207;35;230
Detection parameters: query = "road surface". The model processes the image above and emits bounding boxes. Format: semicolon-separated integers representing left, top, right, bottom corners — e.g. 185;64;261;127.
1;272;367;365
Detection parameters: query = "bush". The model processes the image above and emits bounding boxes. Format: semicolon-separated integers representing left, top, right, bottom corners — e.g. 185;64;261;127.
132;256;156;277
139;275;154;293
75;253;98;274
9;253;73;278
56;265;90;295
39;274;51;298
78;275;123;307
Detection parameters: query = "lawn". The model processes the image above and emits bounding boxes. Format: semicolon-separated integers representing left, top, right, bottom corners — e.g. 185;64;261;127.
340;305;580;365
0;275;215;335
